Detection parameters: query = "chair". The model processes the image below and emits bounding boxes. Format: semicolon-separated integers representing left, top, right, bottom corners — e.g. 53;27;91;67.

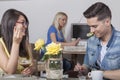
30;43;40;61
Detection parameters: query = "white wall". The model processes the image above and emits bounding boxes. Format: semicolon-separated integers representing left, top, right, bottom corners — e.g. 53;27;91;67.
0;0;120;43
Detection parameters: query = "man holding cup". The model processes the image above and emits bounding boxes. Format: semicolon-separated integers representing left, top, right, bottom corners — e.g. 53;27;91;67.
74;2;120;80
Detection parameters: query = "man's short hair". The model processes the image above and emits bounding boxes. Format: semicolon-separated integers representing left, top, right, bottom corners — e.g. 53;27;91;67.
83;2;112;21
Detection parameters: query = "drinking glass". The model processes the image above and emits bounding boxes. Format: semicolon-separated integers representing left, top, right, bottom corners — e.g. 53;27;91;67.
19;58;31;68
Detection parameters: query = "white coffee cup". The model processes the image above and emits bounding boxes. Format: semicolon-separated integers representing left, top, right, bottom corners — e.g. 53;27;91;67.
88;70;103;80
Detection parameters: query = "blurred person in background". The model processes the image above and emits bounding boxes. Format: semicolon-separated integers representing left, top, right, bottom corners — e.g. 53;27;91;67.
46;12;80;73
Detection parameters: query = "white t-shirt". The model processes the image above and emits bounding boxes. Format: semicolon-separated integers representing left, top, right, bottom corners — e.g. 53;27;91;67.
100;43;107;63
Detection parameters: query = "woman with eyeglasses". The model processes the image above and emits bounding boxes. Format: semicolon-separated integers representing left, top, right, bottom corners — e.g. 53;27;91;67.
0;9;36;75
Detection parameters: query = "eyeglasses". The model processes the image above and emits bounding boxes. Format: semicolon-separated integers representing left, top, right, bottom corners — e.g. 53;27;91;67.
17;21;27;26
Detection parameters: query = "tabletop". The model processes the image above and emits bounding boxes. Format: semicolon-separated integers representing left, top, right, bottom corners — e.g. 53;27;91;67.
63;45;86;54
0;74;91;80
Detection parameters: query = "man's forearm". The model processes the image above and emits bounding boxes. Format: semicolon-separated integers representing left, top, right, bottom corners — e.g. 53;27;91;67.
103;70;120;80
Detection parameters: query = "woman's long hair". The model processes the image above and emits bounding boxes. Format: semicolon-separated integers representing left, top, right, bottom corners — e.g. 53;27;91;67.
52;12;68;39
0;9;32;59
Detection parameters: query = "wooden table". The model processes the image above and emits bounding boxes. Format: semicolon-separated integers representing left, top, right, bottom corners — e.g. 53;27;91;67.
63;46;86;67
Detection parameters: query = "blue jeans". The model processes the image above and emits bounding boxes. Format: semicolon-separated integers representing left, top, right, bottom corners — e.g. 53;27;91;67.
63;58;72;72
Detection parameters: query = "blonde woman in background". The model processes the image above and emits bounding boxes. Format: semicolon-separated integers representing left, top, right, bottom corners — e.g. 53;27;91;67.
0;9;36;75
46;12;80;73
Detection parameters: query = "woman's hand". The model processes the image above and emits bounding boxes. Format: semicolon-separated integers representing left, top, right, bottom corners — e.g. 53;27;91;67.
21;65;36;76
71;38;81;46
13;23;26;44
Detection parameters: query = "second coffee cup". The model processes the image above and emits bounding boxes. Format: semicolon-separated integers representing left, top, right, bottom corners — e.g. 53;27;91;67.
88;70;103;80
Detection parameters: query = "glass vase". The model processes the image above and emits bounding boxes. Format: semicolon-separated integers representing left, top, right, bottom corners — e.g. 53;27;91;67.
46;54;63;80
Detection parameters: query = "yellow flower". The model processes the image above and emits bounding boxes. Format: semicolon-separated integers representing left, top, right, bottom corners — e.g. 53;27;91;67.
34;39;62;61
87;32;94;37
34;39;45;51
45;42;62;55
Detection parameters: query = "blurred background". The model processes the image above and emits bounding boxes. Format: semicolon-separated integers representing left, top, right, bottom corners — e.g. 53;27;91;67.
0;0;119;43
